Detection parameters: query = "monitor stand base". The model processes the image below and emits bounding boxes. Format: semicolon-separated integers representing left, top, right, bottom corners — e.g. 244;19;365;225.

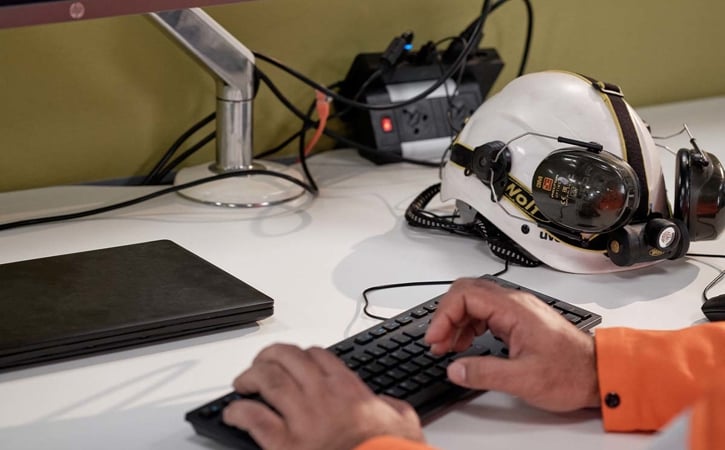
175;161;306;208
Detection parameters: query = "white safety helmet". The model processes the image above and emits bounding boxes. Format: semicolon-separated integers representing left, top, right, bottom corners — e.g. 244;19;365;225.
438;70;683;273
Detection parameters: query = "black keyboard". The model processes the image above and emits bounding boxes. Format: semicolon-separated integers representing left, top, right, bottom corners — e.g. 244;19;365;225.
185;275;602;449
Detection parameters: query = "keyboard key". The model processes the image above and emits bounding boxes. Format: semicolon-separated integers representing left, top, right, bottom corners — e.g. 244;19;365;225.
333;343;354;354
378;341;399;351
369;327;388;337
412;355;435;368
391;335;413;346
563;313;582;324
384;386;408;399
396;316;414;325
365;347;386;358
411;308;428;318
390;350;412;362
412;373;433;386
377;356;399;368
372;375;395;388
403;343;425;356
352;353;373;364
398;362;419;374
354;334;374;345
386;368;409;381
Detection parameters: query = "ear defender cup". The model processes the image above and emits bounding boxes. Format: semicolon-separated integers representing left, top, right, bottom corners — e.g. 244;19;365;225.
467;140;511;201
531;148;640;233
674;148;725;241
675;149;695;234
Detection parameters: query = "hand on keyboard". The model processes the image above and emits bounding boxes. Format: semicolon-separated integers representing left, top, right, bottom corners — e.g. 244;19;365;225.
222;344;425;450
185;275;602;449
426;277;600;412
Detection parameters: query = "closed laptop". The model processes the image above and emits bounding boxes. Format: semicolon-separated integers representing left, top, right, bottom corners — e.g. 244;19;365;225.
0;240;273;371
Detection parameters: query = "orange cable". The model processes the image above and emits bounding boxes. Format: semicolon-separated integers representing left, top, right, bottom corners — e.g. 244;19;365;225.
303;90;331;157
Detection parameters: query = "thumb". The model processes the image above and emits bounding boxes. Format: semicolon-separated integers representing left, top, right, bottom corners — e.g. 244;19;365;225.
447;355;522;392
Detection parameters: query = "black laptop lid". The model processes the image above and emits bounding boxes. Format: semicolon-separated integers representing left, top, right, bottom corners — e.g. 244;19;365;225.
0;240;273;369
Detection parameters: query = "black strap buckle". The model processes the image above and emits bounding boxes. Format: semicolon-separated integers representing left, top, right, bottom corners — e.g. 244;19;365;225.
593;80;624;97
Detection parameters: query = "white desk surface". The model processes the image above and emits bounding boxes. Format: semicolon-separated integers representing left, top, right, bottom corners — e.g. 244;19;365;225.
1;96;724;450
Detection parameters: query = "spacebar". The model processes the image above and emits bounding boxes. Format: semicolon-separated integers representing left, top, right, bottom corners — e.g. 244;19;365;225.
405;381;468;413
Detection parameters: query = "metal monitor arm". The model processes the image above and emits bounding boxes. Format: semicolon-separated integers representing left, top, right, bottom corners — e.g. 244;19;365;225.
149;8;303;207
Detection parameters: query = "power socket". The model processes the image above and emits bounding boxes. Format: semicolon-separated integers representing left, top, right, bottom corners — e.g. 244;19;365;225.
339;48;504;164
396;102;438;142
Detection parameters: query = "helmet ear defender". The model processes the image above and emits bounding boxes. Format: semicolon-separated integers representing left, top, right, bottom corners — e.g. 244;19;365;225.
413;71;725;272
606;142;724;266
464;140;511;201
458;137;722;267
674;146;725;241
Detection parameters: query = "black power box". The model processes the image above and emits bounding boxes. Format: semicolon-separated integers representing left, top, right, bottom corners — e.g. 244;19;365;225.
338;48;503;164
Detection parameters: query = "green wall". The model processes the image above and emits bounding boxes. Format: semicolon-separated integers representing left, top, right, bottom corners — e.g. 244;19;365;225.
1;0;724;192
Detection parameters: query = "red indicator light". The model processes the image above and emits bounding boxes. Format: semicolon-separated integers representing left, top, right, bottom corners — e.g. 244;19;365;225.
381;116;394;133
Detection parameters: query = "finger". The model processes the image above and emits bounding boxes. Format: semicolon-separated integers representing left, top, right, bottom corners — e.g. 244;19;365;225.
223;399;287;449
425;279;491;343
232;360;306;418
253;343;327;384
426;279;518;345
306;346;352;376
306;347;376;398
428;323;482;355
446;355;525;394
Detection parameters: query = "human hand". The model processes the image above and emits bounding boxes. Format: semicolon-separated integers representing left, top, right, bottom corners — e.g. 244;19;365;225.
222;343;425;450
425;277;600;412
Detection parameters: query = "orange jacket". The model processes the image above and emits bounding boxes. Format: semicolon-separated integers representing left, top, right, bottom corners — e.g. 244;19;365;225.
355;322;725;450
597;323;725;449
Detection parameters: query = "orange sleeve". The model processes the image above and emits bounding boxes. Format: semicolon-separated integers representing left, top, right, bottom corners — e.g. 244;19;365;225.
689;367;725;450
595;322;725;432
353;436;438;450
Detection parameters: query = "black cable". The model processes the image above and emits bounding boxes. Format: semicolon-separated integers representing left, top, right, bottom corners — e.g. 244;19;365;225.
251;1;490;112
333;67;385;121
297;99;319;193
142;0;517;187
139;64;439;196
257;68;442;167
405;183;478;235
360;259;509;321
488;0;532;76
516;0;533;76
255;129;306;159
143;69;330;188
686;253;725;302
151;131;215;185
149;126;308;184
142;112;215;185
362;280;454;320
491;259;510;277
703;270;725;303
141;1;507;189
140;2;498;181
256;69;311;124
405;183;541;266
0;170;317;232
